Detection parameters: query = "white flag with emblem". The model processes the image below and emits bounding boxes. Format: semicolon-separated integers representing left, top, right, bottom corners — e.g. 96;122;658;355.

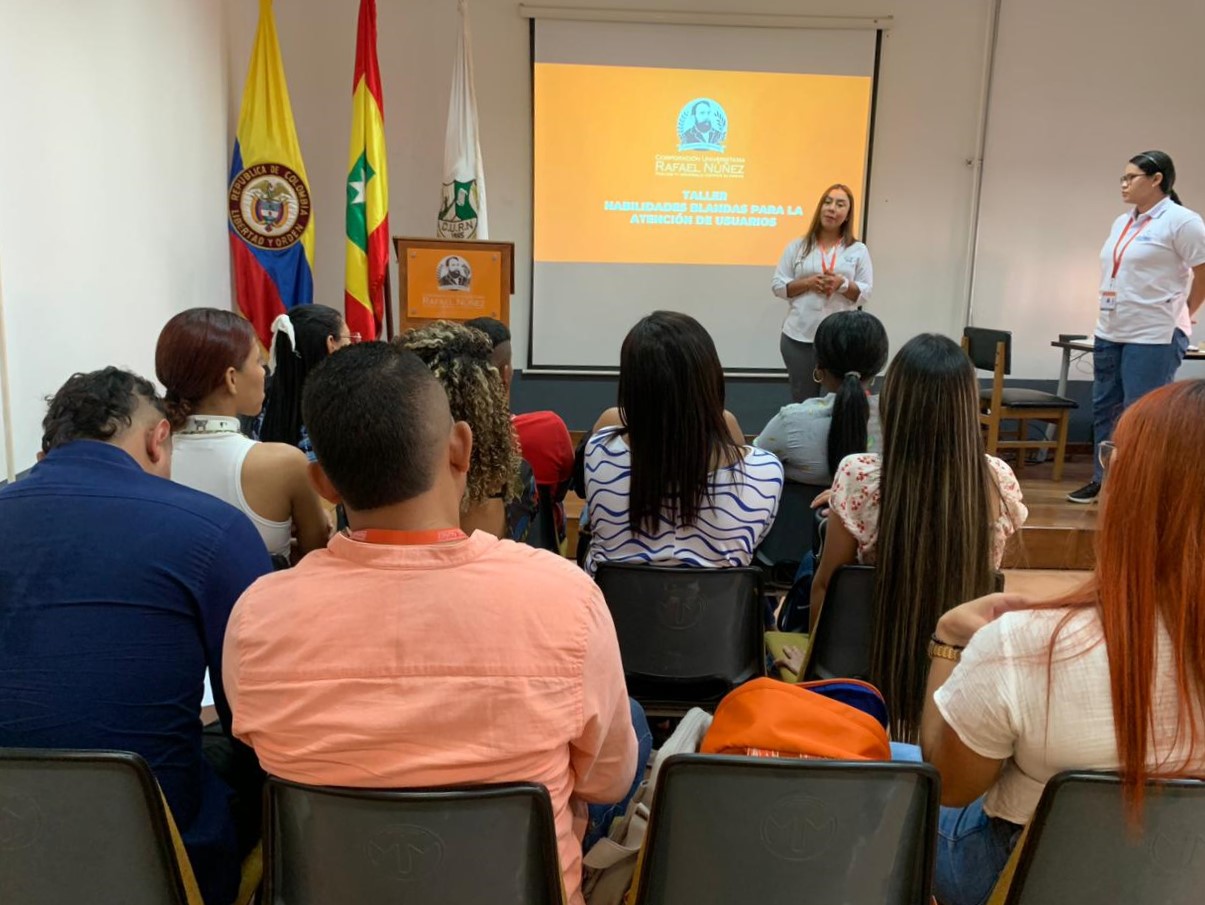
437;0;488;240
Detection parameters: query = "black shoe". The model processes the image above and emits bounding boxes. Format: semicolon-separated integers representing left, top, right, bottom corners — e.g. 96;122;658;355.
1066;481;1101;503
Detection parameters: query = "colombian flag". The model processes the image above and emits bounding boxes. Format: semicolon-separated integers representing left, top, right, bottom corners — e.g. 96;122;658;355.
344;0;390;341
228;0;315;347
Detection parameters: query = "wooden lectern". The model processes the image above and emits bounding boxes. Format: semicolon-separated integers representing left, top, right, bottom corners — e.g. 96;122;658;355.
393;237;514;334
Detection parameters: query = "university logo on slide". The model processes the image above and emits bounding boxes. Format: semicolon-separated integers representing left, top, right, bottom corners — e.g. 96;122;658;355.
438;180;481;240
228;164;312;250
436;255;472;292
677;98;728;152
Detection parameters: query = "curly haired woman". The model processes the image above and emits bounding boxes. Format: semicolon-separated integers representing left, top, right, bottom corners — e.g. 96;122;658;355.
396;321;535;539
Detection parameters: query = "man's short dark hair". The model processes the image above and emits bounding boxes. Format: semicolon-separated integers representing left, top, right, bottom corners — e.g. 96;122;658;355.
302;342;448;510
463;317;510;350
42;367;166;453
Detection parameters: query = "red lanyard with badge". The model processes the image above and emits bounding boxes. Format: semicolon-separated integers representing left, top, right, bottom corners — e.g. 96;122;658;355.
818;243;839;277
1100;214;1151;311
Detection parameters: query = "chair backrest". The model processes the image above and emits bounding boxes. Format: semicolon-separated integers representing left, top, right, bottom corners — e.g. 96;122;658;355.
1005;772;1205;905
963;326;1012;375
804;564;877;680
754;481;824;580
0;748;191;905
523;484;560;553
594;563;764;704
633;754;939;905
804;566;1005;681
263;779;562;905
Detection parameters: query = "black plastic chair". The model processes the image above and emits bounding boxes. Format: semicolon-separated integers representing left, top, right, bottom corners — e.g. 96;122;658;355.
262;778;562;905
754;481;825;586
804;566;1005;681
803;564;877;680
1004;771;1205;905
523;485;561;553
632;754;940;905
0;748;193;905
594;563;765;713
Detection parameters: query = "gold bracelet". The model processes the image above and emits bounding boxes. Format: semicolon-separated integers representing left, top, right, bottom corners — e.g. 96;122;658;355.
927;635;964;662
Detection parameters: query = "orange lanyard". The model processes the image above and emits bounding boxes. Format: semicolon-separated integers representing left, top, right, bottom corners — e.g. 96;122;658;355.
348;528;468;545
1111;215;1151;280
818;243;839;275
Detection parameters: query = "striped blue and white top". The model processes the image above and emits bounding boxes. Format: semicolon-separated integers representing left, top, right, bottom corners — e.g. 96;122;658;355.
583;427;784;576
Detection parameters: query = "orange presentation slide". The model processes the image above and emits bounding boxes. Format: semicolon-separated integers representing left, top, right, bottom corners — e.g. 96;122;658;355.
534;63;873;267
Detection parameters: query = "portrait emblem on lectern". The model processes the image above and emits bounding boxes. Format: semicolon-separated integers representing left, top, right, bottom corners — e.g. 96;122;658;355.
677;98;728;152
436;255;472;292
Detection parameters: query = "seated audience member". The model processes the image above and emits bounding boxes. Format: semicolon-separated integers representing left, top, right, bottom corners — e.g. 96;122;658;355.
260;305;356;458
0;368;271;905
921;380;1205;905
397;321;536;540
466;315;576;534
583;311;783;576
754;310;888;485
155;308;329;563
222;343;638;905
783;333;1026;739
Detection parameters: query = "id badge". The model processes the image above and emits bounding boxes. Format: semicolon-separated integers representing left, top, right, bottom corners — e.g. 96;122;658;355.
1099;290;1118;312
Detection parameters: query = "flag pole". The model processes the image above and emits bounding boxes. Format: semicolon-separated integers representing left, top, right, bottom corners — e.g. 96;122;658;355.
0;256;17;483
383;258;395;340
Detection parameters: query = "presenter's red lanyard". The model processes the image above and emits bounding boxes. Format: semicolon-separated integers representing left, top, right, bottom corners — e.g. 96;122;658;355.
1100;215;1151;311
818;243;839;276
1111;216;1150;281
348;528;468;545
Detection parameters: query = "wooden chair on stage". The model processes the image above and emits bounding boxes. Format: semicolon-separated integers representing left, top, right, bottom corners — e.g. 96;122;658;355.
963;327;1077;482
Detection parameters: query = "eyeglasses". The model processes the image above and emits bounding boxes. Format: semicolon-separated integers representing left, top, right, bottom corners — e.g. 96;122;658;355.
1119;173;1149;186
1098;440;1116;476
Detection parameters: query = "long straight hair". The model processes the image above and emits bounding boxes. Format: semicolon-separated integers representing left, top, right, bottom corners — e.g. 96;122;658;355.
813;311;889;475
260;305;345;447
617;311;742;534
801;183;858;258
1037;380;1205;814
872;334;999;740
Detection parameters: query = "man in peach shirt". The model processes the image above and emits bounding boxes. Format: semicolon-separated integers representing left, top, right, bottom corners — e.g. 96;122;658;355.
223;343;637;905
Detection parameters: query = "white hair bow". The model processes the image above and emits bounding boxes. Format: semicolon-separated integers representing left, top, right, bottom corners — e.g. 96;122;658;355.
268;313;298;374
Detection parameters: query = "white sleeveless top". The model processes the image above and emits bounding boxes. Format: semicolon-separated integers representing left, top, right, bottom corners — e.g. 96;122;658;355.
171;415;293;557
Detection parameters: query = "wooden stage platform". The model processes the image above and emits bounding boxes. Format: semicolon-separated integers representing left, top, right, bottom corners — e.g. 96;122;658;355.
561;447;1098;572
1001;455;1097;570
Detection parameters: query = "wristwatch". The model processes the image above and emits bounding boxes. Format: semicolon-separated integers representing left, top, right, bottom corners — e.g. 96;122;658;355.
927;635;964;662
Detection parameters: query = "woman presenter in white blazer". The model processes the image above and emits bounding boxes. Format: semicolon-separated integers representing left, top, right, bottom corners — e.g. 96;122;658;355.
771;183;874;402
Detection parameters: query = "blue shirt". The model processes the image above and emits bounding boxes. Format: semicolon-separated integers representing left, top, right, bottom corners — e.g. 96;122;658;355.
0;441;272;905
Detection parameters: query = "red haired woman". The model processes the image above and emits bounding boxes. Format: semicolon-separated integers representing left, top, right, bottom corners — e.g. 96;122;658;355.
156;308;329;563
920;379;1205;905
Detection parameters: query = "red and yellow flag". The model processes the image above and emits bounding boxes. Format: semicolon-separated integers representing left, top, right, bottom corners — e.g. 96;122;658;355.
344;0;390;340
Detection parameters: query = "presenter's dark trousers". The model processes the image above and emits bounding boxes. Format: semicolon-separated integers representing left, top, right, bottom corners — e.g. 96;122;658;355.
1092;328;1188;481
780;333;822;402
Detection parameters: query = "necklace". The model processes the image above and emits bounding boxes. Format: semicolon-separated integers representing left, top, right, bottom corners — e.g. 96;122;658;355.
177;415;244;436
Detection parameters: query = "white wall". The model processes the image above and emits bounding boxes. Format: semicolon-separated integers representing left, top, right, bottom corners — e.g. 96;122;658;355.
223;0;995;372
971;0;1205;378
0;0;231;474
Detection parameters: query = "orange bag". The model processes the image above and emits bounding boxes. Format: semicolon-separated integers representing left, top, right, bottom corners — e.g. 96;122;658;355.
701;677;891;761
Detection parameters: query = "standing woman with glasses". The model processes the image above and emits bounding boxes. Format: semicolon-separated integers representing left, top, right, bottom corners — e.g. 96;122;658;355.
1067;151;1205;504
260;306;358;460
771;183;874;402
